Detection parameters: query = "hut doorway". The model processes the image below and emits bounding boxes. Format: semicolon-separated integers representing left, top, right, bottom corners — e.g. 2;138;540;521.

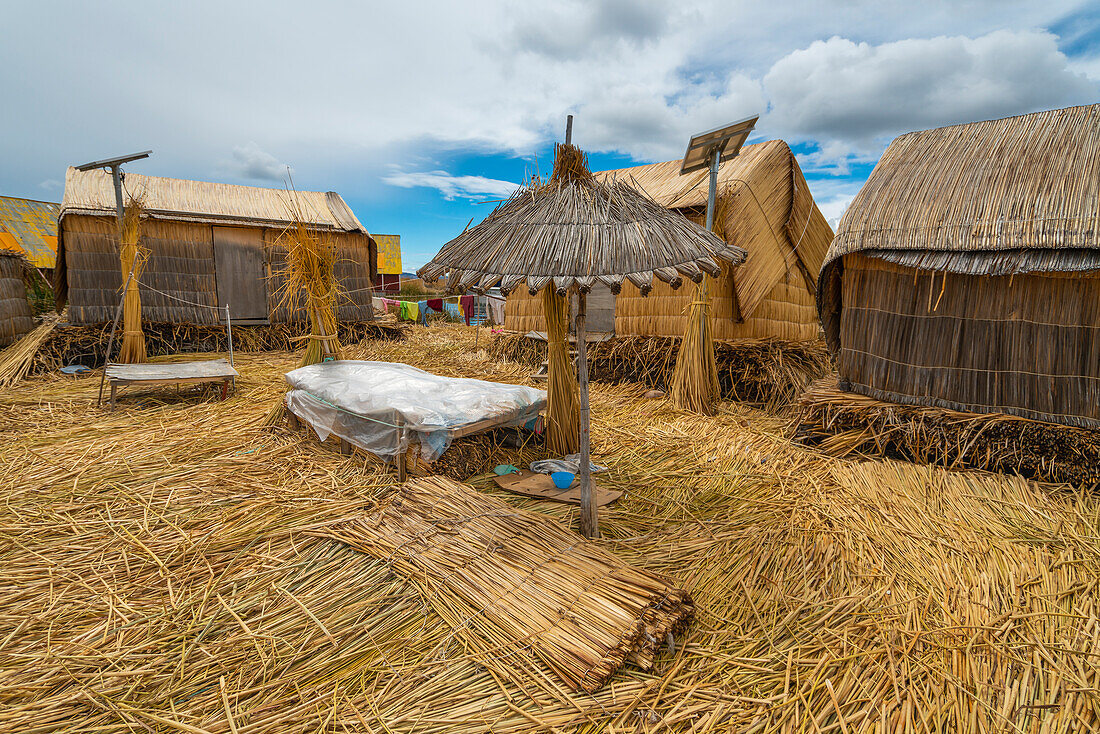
212;226;268;321
570;284;615;335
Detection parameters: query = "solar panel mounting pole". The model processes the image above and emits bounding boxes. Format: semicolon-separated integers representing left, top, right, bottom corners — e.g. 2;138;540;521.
75;151;152;406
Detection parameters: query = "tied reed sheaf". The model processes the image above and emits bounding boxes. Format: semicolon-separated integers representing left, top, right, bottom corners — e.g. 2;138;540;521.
0;311;63;388
541;286;579;454
1;324;1099;732
798;378;1100;486
117;195;149;364
317;475;693;693
263;191;345;426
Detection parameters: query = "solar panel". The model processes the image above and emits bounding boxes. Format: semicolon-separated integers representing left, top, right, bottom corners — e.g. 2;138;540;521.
75;150;152;172
680;116;759;175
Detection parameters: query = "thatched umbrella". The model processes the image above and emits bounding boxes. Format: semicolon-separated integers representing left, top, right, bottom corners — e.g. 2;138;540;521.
420;138;746;538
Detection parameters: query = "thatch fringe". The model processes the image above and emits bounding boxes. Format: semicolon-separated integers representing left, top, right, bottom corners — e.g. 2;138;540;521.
796;379;1100;486
27;320;403;374
491;333;830;409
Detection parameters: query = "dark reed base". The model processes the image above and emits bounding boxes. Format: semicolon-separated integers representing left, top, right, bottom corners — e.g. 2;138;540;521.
490;333;830;410
31;320;406;373
797;378;1100;487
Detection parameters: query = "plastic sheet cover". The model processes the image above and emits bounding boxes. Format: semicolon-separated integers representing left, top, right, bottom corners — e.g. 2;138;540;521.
284;361;547;462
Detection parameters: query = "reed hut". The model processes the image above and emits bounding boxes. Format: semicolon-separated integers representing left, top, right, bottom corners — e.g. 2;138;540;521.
803;104;1100;485
495;139;834;405
54;168;377;326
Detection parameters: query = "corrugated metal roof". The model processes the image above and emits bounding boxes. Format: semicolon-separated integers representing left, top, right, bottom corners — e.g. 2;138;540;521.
60;168;367;233
0;196;59;268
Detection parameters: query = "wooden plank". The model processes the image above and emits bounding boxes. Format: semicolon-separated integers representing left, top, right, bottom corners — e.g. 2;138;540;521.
493;470;621;507
212;226;268;320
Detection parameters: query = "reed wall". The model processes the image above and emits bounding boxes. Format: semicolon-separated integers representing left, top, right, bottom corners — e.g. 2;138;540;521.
0;254;33;347
837;253;1100;429
59;215;376;325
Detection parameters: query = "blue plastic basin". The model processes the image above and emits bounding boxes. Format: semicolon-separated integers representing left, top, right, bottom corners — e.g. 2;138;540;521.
550;471;575;489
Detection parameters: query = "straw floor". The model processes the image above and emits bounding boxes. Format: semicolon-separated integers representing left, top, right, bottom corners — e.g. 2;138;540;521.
490;333;830;410
2;323;1098;732
797;378;1100;486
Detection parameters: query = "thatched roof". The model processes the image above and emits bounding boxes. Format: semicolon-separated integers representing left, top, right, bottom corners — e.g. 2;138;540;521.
595;140;833;320
0;196;59;268
60;168;367;233
825;104;1100;275
419;145;745;296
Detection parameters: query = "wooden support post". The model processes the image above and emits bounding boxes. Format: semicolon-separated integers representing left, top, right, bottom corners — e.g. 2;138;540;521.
287;411;299;430
396;412;407;482
576;290;598;539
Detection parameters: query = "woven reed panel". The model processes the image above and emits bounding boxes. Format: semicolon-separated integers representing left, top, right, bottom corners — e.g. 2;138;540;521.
838;254;1100;429
0;255;33;346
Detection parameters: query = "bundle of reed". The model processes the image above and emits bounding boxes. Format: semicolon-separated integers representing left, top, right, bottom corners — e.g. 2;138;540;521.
669;278;719;414
0;311;62;387
541;287;579;454
409;427;547;480
116;196;148;363
797;377;1100;485
263;195;345;426
318;475;693;693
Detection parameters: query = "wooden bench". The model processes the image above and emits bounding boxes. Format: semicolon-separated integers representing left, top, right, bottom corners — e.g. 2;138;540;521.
105;359;239;410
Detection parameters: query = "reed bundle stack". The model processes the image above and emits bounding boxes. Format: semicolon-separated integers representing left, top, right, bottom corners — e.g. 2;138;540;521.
116;196;148;363
541;286;579;453
798;378;1100;485
1;326;1100;731
319;475;693;693
491;332;829;409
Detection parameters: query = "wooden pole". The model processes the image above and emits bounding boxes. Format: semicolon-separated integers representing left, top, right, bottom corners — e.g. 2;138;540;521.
576;289;597;538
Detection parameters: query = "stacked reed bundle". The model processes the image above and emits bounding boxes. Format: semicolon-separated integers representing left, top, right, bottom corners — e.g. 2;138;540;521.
116;196;148;363
797;378;1100;485
318;475;693;693
491;332;830;409
541;287;579;453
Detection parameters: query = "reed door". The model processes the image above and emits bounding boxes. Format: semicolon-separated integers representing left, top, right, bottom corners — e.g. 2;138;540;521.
212;226;269;321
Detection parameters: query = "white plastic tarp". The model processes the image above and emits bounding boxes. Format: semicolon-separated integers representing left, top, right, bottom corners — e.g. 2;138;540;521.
284;360;546;462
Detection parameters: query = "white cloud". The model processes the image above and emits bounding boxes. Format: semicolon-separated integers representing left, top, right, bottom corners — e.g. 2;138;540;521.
37;179;62;192
382;169;520;201
763;30;1097;156
228;142;289;181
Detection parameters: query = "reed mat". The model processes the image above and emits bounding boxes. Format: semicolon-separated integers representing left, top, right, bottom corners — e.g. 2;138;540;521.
797;377;1100;486
1;323;1098;731
491;332;829;410
318;475;693;693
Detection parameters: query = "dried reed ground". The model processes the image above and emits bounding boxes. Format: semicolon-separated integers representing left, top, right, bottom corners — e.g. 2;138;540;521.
1;324;1098;732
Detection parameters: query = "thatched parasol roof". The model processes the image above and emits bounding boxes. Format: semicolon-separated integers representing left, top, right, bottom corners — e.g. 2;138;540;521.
418;145;746;296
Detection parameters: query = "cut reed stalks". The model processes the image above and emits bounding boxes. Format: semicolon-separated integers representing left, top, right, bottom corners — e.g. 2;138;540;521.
0;311;62;388
669;277;719;415
116;195;148;364
541;286;579;454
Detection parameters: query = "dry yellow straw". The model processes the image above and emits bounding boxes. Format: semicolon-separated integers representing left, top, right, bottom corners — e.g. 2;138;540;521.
263;191;343;426
670;191;731;415
116;196;148;364
541;286;579;454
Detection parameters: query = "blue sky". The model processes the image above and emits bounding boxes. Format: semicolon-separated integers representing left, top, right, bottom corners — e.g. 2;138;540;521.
2;1;1098;271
